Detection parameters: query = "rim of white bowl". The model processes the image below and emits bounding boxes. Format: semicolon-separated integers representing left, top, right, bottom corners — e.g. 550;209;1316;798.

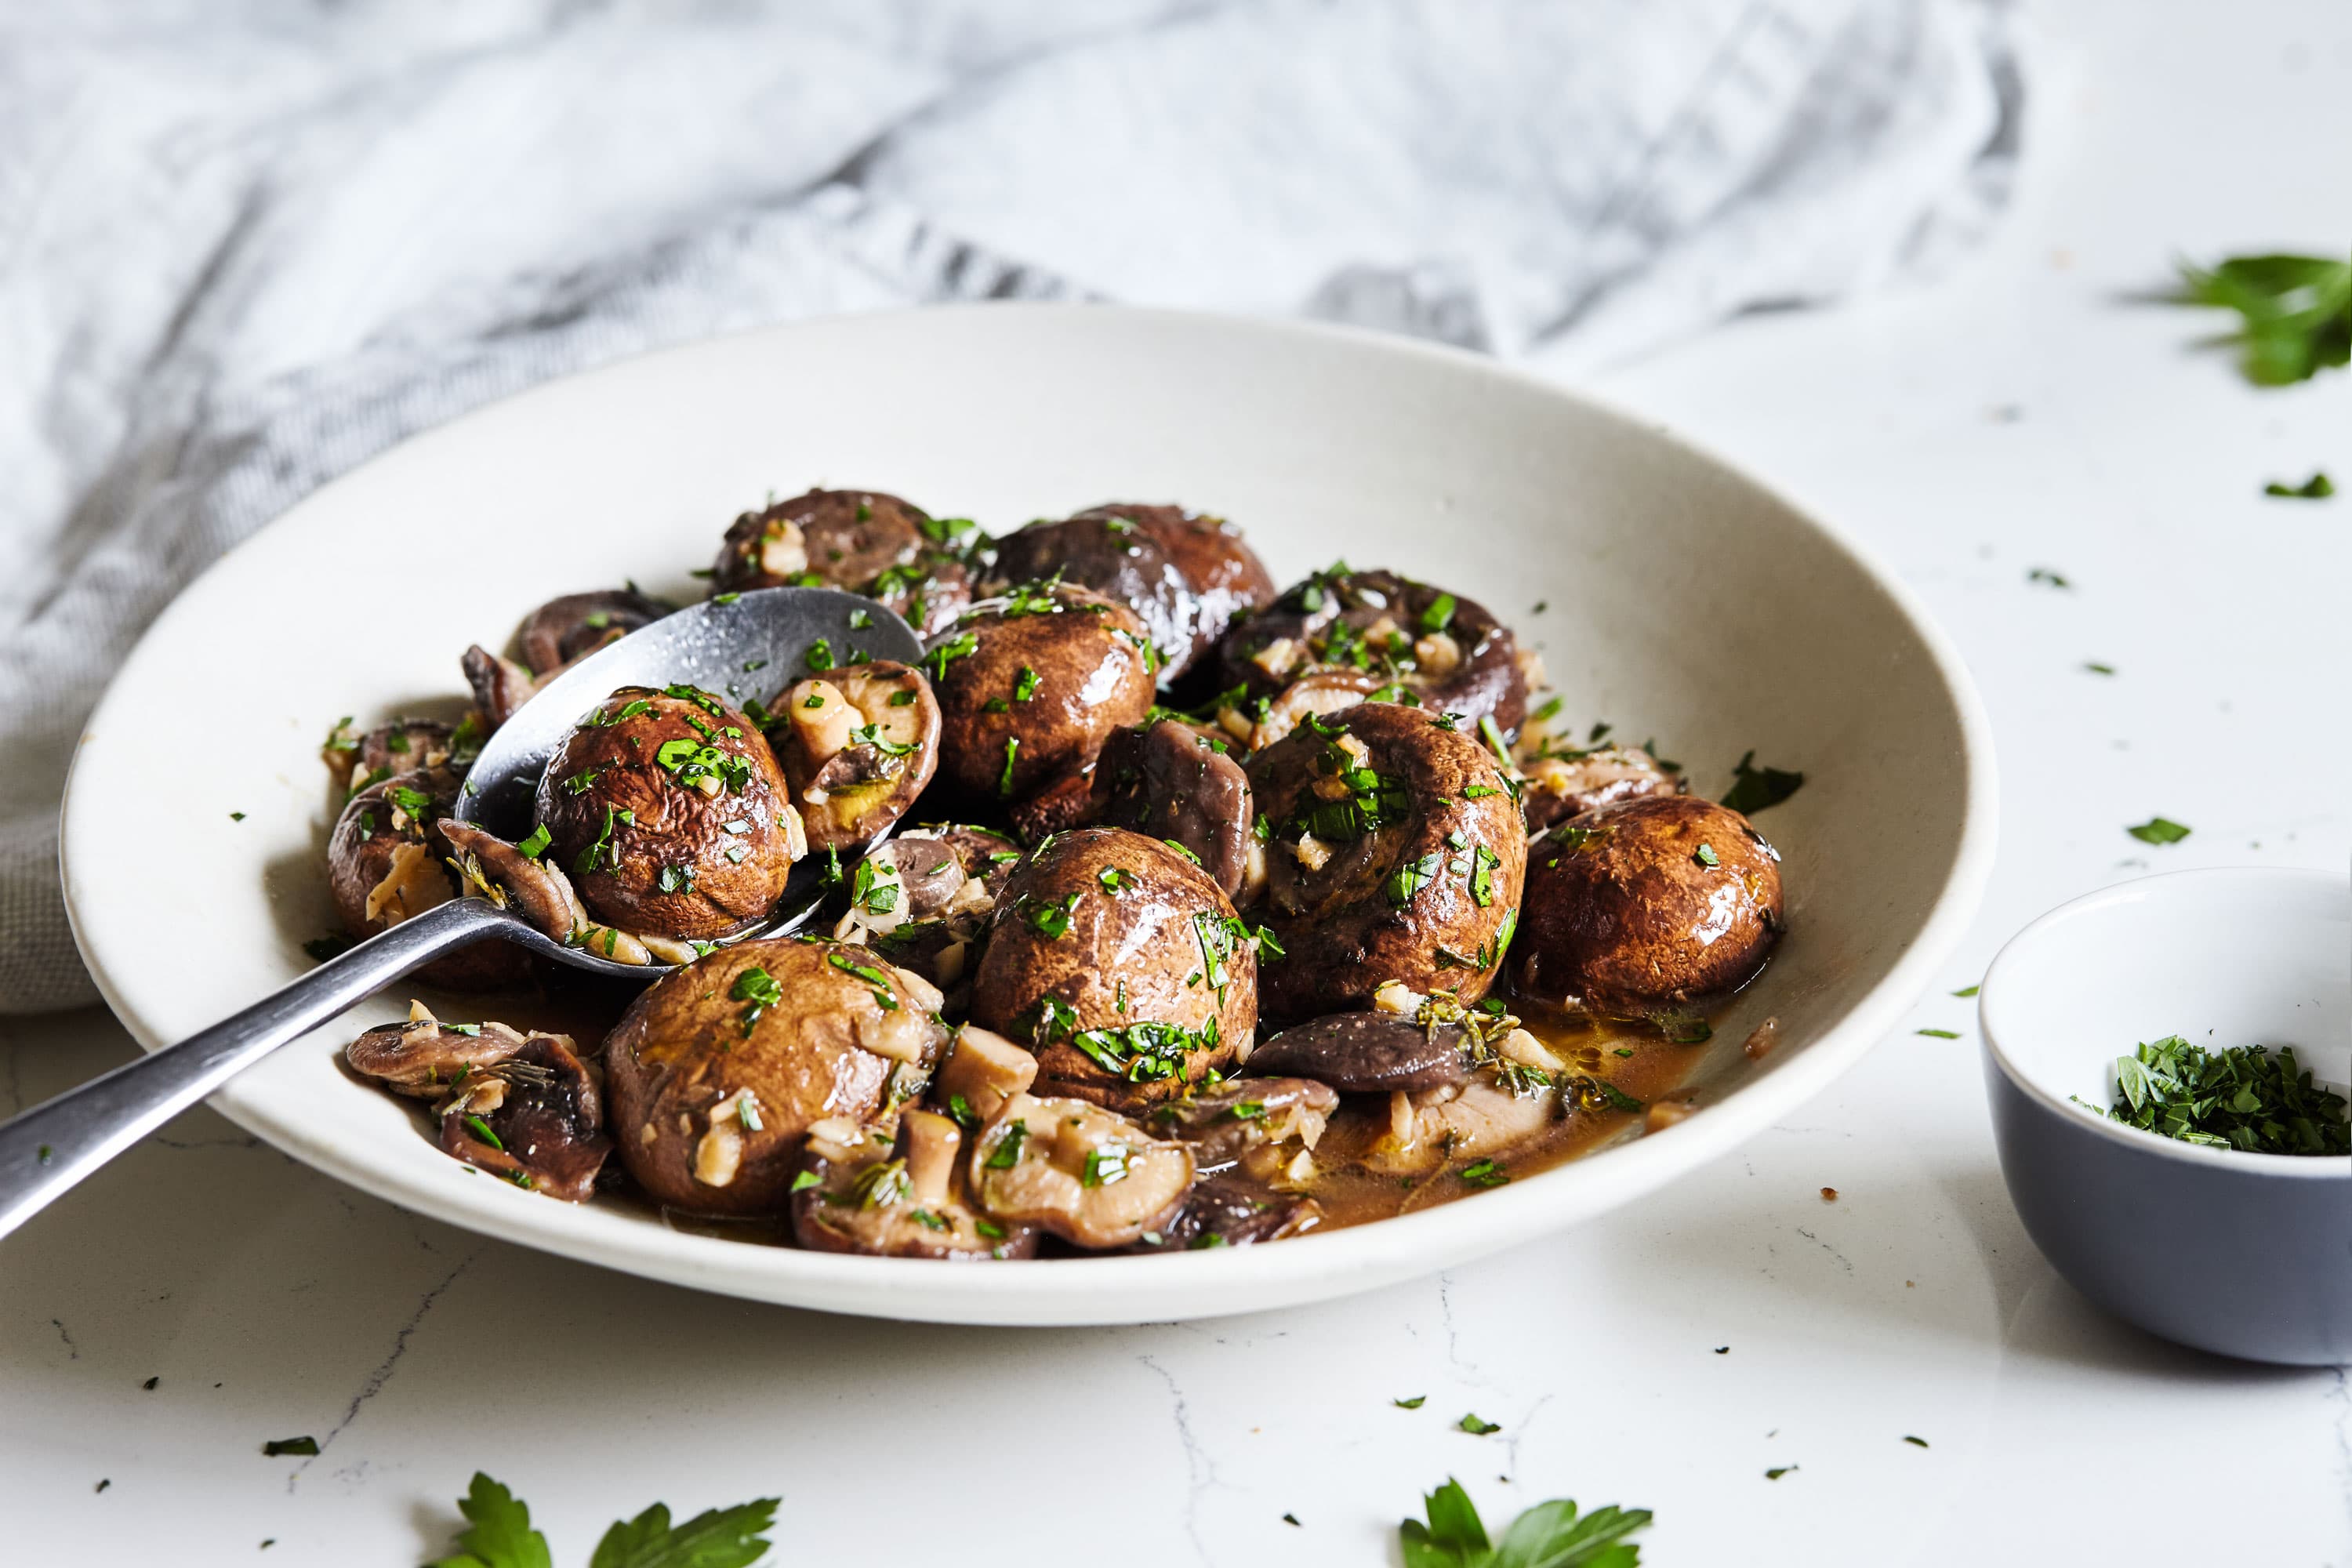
1979;865;2352;1181
61;302;2005;1314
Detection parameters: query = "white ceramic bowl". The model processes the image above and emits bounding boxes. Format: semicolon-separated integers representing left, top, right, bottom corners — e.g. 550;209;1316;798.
1980;867;2352;1363
61;304;1996;1324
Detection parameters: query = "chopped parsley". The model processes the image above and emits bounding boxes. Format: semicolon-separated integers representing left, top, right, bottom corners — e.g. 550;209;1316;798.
2264;471;2334;499
2090;1036;2348;1154
1720;750;1805;815
2126;816;2190;845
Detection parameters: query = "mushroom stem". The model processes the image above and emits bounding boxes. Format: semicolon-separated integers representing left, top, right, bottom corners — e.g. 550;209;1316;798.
900;1109;962;1207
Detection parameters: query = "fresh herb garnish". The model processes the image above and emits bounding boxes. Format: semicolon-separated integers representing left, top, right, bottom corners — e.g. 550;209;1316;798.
2027;566;2071;590
985;1119;1028;1170
2125;816;2190;845
425;1470;777;1568
2264;471;2335;499
1394;1396;1427;1410
1721;750;1804;815
729;966;783;1035
804;639;835;673
2092;1036;2349;1154
1693;843;1719;868
996;737;1019;799
262;1437;319;1457
1916;1028;1961;1040
1399;1477;1649;1568
2169;252;2350;386
1456;1414;1501;1436
1458;1160;1508;1189
515;824;551;861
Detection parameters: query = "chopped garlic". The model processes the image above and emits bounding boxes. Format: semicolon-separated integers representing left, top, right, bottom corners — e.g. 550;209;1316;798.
1372;978;1427;1015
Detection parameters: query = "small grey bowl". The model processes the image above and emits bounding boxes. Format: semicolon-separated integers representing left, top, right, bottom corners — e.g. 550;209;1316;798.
1979;866;2351;1366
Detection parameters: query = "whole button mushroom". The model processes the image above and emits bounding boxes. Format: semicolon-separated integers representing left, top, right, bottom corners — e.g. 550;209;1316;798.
988;503;1275;685
1246;702;1526;1025
604;938;952;1216
709;488;977;637
967;828;1257;1111
434;1031;612;1202
532;684;802;942
460;586;672;731
980;833;1253;1078
924;580;1156;819
1216;566;1528;735
968;1092;1196;1250
767;660;942;855
1515;794;1784;1018
1093;719;1256;899
1519;742;1683;834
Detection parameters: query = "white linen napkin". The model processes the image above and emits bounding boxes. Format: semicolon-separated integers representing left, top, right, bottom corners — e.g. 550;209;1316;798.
0;0;2020;1011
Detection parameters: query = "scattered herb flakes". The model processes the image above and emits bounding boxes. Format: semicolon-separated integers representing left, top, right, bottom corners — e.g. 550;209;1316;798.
228;811;245;822
1457;1414;1502;1436
1714;1346;1730;1355
1458;1160;1508;1189
1916;1028;1961;1040
804;638;836;673
1399;1476;1650;1568
94;1479;109;1494
261;1437;319;1457
1951;985;1980;997
2169;252;2350;387
1720;750;1804;815
2126;816;2191;845
424;1470;780;1568
2093;1035;2348;1155
2264;472;2335;499
36;1144;53;1164
1598;1082;1642;1113
2083;661;2116;676
1693;843;1720;868
1903;1436;1930;1449
1395;1396;1428;1410
142;1376;158;1391
515;823;551;861
1765;1465;1798;1481
1282;1512;1301;1527
2026;566;2071;590
789;1170;821;1193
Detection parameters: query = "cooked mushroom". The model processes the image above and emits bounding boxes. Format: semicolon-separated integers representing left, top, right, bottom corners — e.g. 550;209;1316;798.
967;828;1254;1110
1214;669;1385;753
1148;1076;1337;1172
515;588;670;676
1516;794;1784;1017
1245;702;1526;1024
925;580;1156;815
460;644;542;731
437;818;592;946
1123;1174;1324;1252
1093;719;1255;899
767;660;940;854
322;716;478;798
1323;1073;1562;1179
968;1092;1195;1250
532;684;802;941
1519;742;1684;833
325;765;528;989
709;488;977;636
603;938;949;1215
434;1030;612;1201
1216;566;1526;734
986;505;1273;685
792;1108;1040;1259
836;830;1007;993
345;1004;532;1098
1243;1011;1474;1094
926;1025;1039;1127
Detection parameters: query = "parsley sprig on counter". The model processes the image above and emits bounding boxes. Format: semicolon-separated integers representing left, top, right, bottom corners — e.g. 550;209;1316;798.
2169;252;2350;387
428;1472;776;1568
2089;1036;2350;1156
1401;1477;1651;1568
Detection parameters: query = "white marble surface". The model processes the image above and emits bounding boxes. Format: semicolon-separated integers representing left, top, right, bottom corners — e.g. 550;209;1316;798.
6;1;2350;1562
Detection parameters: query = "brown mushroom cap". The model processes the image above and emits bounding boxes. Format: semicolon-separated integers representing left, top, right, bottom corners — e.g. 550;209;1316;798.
1147;1076;1338;1171
710;488;975;637
968;1092;1196;1250
1243;1012;1474;1094
1123;1174;1323;1252
435;1032;612;1202
604;938;950;1215
1216;567;1526;734
1109;505;1277;678
532;685;800;941
1515;794;1784;1016
326;766;528;989
1094;719;1255;899
346;1012;532;1098
1245;702;1526;1024
324;717;474;798
514;588;671;677
925;582;1156;807
768;660;942;854
967;827;1255;1110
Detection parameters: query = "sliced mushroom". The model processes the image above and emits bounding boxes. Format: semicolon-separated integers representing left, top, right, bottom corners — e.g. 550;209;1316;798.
710;488;976;636
967;1092;1195;1250
1148;1077;1338;1171
434;1032;612;1201
1243;1012;1474;1094
927;1025;1039;1127
1123;1174;1324;1252
793;1108;1040;1260
438;819;591;945
1519;743;1683;833
1094;719;1254;898
769;661;941;853
1322;1074;1561;1179
461;644;542;731
345;1006;532;1098
327;765;528;989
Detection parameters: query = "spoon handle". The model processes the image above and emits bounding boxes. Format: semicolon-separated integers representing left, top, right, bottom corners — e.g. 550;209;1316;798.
0;897;514;1241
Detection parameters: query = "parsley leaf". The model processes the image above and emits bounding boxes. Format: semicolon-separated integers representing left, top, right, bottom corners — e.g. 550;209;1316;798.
428;1472;554;1568
2125;816;2190;845
1719;751;1803;816
2170;252;2350;387
587;1497;779;1568
2263;471;2334;499
2091;1035;2347;1155
1399;1477;1650;1568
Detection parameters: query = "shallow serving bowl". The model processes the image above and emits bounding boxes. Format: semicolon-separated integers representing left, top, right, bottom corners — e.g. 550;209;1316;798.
1980;867;2352;1365
61;304;1994;1324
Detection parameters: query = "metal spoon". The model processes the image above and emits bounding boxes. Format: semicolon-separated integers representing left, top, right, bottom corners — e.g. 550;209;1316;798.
0;586;922;1239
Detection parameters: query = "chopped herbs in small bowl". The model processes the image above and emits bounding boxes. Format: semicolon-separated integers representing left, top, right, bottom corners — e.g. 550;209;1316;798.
1980;867;2352;1366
